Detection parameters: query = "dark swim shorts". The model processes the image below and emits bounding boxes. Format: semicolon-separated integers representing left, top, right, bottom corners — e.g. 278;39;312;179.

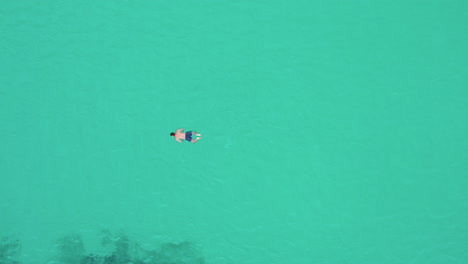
185;131;193;141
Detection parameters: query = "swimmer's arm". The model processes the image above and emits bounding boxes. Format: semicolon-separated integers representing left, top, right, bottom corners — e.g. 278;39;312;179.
176;128;183;133
176;138;182;143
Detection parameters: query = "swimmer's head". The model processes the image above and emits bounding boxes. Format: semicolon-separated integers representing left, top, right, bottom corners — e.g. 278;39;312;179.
170;132;175;137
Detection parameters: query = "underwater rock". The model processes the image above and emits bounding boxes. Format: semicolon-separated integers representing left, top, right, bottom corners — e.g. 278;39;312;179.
80;254;104;264
89;231;204;264
0;236;21;264
55;234;85;264
113;233;131;264
0;231;206;264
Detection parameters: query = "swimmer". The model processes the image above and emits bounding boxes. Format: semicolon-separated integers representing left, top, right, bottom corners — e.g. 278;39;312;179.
170;129;202;143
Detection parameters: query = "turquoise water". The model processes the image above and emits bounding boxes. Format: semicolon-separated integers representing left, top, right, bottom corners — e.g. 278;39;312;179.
1;1;467;263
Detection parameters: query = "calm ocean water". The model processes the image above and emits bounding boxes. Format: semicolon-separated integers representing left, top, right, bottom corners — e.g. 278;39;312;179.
1;1;467;263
